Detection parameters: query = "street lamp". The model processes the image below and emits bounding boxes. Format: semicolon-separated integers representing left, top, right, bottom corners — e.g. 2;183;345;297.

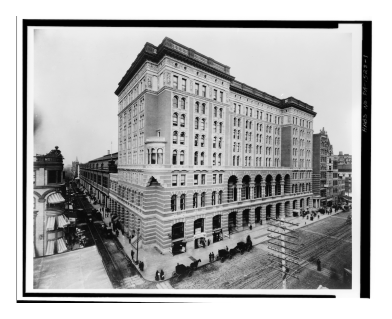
135;228;140;265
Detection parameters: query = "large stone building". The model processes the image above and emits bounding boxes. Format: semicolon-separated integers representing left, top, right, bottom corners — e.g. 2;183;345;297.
79;152;118;213
111;37;317;254
33;146;68;257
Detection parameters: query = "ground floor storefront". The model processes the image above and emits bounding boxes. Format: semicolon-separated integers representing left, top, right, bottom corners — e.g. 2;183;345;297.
108;192;315;255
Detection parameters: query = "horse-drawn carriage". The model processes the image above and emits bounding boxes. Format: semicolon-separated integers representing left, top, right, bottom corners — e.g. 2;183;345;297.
172;264;191;279
216;249;230;262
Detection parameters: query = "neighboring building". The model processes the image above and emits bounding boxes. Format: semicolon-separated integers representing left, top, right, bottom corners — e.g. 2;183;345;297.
33;146;68;257
333;151;352;166
312;128;334;207
338;163;352;196
79;151;118;211
111;37;317;254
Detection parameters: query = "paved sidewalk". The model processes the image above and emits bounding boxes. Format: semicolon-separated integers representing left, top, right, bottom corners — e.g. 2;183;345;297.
102;208;344;282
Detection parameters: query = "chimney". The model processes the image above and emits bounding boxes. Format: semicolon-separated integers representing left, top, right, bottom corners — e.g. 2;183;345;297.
108;150;110;155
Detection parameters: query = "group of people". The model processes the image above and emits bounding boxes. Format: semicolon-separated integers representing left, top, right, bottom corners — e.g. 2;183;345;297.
155;269;165;281
208;252;215;262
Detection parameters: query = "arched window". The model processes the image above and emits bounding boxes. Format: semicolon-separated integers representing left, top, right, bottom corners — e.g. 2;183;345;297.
213;121;217;133
195;117;199;130
233;155;236;166
194;134;199;146
218;137;222;149
194;151;198;165
180;132;185;145
201;119;206;130
238;119;241;127
180;114;185;127
180;150;185;165
237;143;240;152
200;152;205;165
173;96;178;108
246;121;248;129
173;131;178;144
213;136;217;148
193;193;198;208
248;156;251;166
213;153;216;166
172;150;177;165
218;190;223;204
219;108;223;118
202;103;206;114
151;148;156;164
212;191;216;205
195;102;199;113
181;98;186;109
245;156;248;166
172;113;178;126
157;148;163;164
201;192;206;207
180;194;186;210
219;122;223;133
245;132;248;141
233;142;236;152
237;130;240;139
214;106;218;117
201;135;205;147
218;153;222;166
237;156;240;166
233;129;236;139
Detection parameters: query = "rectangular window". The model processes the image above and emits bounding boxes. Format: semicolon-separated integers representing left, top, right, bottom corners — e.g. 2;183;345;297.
219;174;223;183
173;76;178;89
182;78;186;91
201;174;206;185
220;91;223;102
213;174;216;184
213;89;217;100
195;83;199;95
194;174;199;185
202;85;206;97
172;175;177;186
181;174;186;186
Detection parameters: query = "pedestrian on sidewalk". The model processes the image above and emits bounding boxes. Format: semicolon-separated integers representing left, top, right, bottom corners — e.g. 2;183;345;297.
155;270;160;281
160;269;165;280
209;252;211;262
207;239;210;246
212;252;215;261
226;246;228;251
131;250;134;260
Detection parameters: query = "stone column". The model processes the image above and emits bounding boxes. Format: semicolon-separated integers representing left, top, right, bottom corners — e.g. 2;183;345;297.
237;186;242;202
261;182;266;198
281;184;284;196
250;183;255;199
271;182;276;197
236;211;242;229
260;206;266;225
295;200;300;210
287;201;293;217
249;207;255;226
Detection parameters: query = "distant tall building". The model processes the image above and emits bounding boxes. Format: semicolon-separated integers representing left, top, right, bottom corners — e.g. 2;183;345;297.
111;37;317;254
33;146;68;257
312;128;334;207
71;157;79;178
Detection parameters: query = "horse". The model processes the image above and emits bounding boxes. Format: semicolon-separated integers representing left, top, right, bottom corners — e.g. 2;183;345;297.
190;259;201;270
229;248;237;259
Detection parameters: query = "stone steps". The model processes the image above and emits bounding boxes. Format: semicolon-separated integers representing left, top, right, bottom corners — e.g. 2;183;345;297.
156;281;174;289
121;275;145;288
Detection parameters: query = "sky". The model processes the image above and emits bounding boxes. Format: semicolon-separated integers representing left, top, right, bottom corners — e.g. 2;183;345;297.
33;27;352;166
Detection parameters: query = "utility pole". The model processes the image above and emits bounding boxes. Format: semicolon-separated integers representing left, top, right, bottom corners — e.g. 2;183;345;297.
268;215;300;289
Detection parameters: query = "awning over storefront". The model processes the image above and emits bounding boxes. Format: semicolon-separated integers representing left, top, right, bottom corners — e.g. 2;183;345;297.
193;232;206;240
57;215;69;228
57;237;67;253
47;193;65;204
46;240;55;256
46;216;55;231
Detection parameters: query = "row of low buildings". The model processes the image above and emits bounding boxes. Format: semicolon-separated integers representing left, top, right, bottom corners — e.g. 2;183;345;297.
34;37;352;258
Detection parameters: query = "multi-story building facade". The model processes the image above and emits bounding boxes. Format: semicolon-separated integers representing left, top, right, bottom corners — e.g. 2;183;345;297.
71;157;79;178
312;128;333;207
79;152;118;212
111;37;317;254
33;146;68;257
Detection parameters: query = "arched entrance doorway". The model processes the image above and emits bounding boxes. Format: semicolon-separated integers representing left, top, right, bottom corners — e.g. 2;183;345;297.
275;175;282;196
171;222;186;255
285;201;290;217
228;212;237;233
284;174;291;194
212;215;223;243
228;176;238;202
300;198;304;208
276;203;282;219
242;209;250;227
266;205;272;220
255;207;262;225
265;175;273;197
194;218;205;249
242;175;251;200
255;175;262;198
